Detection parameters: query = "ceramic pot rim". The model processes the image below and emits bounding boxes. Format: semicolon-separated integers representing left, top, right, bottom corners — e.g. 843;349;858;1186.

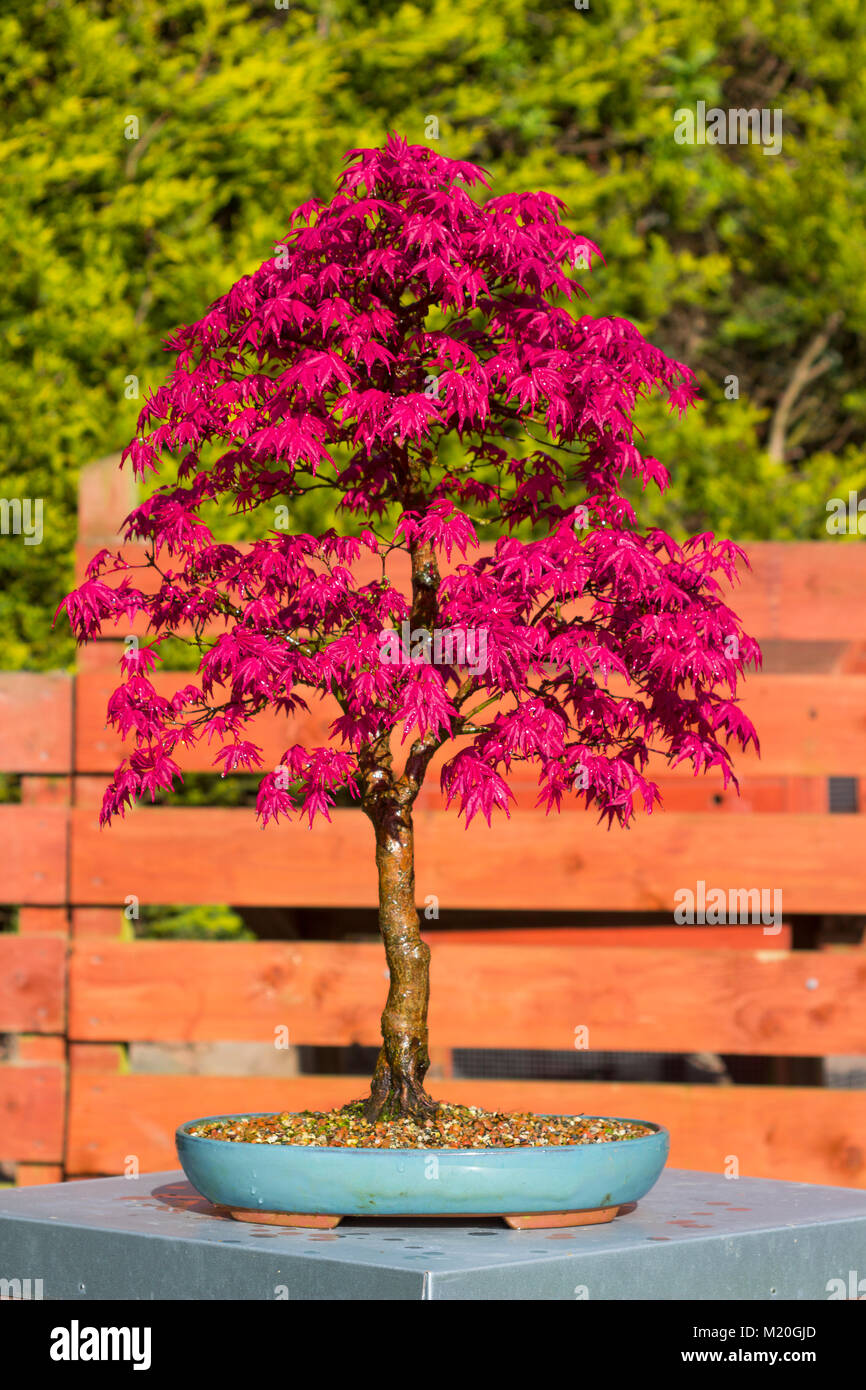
177;1111;668;1156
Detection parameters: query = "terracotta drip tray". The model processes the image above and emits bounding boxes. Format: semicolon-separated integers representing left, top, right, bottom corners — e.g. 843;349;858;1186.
220;1201;638;1230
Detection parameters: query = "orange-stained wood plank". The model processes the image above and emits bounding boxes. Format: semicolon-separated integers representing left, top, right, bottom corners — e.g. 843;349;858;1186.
73;541;411;591
429;926;792;948
15;1037;65;1065
0;1065;65;1162
74;541;866;643
73;777;111;808
74;671;866;782
75;670;339;774
0;937;66;1032
466;775;826;814
70;806;865;915
69;1043;126;1072
70;804;377;907
71;908;125;940
67;940;865;1055
72;768;829;814
14;1164;64;1186
76;640;127;674
77;453;137;545
0;673;72;774
20;776;71;806
65;1073;866;1188
732;544;866;641
414;810;863;916
0;806;68;905
733;674;866;776
17;908;69;936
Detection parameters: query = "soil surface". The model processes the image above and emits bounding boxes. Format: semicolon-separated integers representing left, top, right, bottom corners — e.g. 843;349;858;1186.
187;1102;656;1149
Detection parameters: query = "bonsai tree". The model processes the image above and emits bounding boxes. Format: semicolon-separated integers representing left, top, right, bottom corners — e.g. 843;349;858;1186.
59;135;759;1121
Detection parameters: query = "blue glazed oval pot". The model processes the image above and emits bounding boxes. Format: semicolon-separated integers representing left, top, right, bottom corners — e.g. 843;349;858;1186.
176;1113;669;1218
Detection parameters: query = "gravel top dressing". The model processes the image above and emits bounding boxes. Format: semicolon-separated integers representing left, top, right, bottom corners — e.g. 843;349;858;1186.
187;1102;655;1149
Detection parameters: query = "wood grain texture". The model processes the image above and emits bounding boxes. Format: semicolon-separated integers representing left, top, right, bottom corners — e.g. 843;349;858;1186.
0;1064;65;1162
74;670;866;783
14;1036;66;1065
0;673;72;773
0;806;68;905
75;670;339;773
68;939;865;1054
17;908;69;937
13;1164;64;1186
70;768;832;815
0;937;66;1032
71;908;125;939
70;805;864;914
77;453;136;544
74;541;866;641
431;926;793;948
65;1072;866;1187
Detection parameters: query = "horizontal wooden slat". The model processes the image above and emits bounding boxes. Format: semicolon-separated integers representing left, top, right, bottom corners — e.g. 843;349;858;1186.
70;806;865;914
733;544;866;642
72;542;412;592
15;1036;66;1065
74;542;866;644
736;674;866;774
75;671;339;774
69;1043;126;1073
68;940;864;1055
75;670;866;784
71;769;834;819
0;938;66;1032
416;811;866;915
70;769;831;816
0;673;72;773
17;908;69;937
0;1065;65;1162
460;775;828;813
431;926;793;948
640;778;826;813
21;776;70;806
71;908;124;940
65;1073;866;1187
77;452;136;545
14;1163;64;1186
0;806;68;904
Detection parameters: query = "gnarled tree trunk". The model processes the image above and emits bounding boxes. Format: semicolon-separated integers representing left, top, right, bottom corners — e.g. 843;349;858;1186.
363;797;436;1121
357;514;441;1121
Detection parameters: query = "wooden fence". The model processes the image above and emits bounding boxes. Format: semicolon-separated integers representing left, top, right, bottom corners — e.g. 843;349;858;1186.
1;456;865;1188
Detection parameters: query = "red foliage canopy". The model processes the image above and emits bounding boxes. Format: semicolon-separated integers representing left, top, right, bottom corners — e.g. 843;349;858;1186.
58;135;760;831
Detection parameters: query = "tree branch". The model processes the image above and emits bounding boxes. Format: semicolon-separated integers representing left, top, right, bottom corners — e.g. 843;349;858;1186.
767;311;843;463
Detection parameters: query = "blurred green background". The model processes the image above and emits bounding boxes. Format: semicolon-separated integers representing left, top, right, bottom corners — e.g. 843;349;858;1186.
3;0;865;672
